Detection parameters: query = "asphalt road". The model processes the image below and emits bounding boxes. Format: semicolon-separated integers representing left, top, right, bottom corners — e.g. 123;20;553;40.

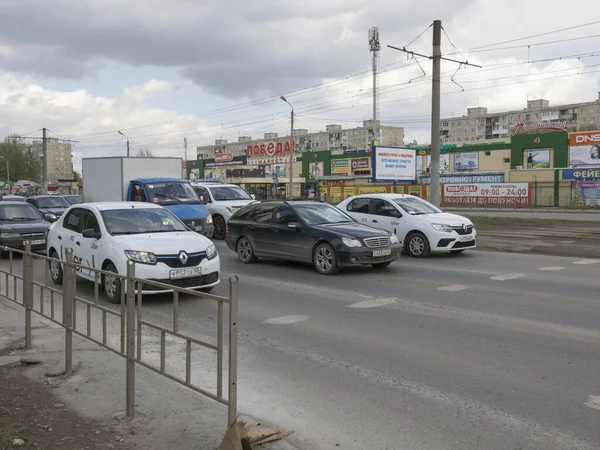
445;209;600;221
2;244;600;450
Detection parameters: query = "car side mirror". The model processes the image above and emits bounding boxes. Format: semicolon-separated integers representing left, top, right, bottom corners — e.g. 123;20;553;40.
44;214;57;223
187;224;197;232
82;228;100;239
250;194;256;200
288;222;302;231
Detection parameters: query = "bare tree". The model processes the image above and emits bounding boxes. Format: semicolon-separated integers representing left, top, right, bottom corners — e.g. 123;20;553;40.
136;148;153;157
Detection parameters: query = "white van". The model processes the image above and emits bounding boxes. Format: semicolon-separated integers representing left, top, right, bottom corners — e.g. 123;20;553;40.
337;194;476;258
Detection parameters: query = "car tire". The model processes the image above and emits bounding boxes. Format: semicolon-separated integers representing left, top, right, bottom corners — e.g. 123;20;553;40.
450;249;465;254
372;261;392;269
49;250;63;285
213;215;226;240
406;232;431;258
103;262;122;304
237;237;257;264
313;243;339;275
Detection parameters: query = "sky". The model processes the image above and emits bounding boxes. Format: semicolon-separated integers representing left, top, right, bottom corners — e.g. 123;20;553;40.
0;0;599;173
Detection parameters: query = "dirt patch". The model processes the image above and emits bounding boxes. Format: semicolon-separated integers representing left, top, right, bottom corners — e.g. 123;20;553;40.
0;363;139;450
468;216;600;258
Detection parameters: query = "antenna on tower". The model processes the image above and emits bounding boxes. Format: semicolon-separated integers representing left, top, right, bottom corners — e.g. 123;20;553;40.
369;27;381;143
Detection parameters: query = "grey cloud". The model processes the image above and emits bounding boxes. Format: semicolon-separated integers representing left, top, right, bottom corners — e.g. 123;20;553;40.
0;0;476;97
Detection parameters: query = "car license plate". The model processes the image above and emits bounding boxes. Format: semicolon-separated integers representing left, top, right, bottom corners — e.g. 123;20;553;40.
459;236;474;242
373;249;392;257
169;267;202;279
24;239;46;246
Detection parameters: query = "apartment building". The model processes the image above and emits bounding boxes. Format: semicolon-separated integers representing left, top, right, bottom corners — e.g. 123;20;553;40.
440;94;600;143
196;120;404;159
27;138;73;184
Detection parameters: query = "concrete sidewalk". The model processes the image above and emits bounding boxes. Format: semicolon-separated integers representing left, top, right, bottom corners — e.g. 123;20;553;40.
0;297;299;450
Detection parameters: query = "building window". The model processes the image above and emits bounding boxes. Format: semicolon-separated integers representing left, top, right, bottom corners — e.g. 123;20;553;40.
503;158;510;164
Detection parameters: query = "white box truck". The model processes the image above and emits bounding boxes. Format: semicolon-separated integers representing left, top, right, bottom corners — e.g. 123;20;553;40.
82;157;214;237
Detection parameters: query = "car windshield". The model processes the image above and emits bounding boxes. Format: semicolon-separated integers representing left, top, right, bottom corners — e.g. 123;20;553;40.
64;195;83;205
37;197;70;208
209;186;252;201
0;204;43;221
100;208;189;235
144;182;200;204
393;197;441;215
293;203;354;225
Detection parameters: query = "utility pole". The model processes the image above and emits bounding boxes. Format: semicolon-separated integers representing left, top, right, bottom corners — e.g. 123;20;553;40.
118;131;130;157
369;27;381;143
388;20;481;207
184;137;188;161
430;20;442;207
280;96;294;198
42;127;47;194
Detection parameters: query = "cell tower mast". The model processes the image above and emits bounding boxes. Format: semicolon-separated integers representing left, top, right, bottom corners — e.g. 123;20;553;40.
369;27;381;143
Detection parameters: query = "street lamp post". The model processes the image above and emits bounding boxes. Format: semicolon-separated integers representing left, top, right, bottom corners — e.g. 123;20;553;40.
280;96;294;199
0;156;9;183
118;131;130;157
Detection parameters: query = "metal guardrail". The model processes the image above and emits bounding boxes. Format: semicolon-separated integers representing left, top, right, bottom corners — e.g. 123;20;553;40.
0;243;238;427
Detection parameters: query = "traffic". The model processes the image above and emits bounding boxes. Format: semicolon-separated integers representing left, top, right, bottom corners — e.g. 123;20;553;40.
1;156;477;300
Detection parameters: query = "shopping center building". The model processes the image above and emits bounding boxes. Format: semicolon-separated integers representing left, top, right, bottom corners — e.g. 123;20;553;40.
187;122;600;207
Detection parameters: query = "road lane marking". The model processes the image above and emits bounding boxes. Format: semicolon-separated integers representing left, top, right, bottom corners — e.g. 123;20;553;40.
437;284;470;291
262;315;309;325
573;259;600;265
346;297;396;309
538;266;565;271
490;273;526;281
585;395;600;411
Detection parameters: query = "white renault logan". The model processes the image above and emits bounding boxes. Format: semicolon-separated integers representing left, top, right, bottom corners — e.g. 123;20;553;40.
338;194;476;258
47;202;220;303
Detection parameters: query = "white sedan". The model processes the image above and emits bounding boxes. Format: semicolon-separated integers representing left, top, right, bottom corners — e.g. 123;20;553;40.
337;194;476;258
47;202;220;303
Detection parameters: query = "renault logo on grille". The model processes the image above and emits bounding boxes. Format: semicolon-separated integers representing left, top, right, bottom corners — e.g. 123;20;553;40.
178;251;189;265
462;224;468;232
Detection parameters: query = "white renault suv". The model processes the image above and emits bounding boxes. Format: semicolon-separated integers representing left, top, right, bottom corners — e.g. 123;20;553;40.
46;202;220;303
338;194;476;258
191;182;255;240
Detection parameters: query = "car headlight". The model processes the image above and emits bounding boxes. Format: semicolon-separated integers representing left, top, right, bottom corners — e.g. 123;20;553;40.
0;232;21;238
431;223;453;233
124;250;157;265
390;234;399;244
342;237;362;248
206;244;217;260
206;214;213;224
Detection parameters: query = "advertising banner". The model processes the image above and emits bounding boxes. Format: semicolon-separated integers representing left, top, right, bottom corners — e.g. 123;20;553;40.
442;183;530;206
308;161;324;179
351;158;370;174
331;159;350;175
343;187;356;199
357;186;388;195
571;181;600;207
569;145;600;167
329;186;342;203
204;155;247;167
562;168;600;180
372;147;416;181
523;149;551;168
420;173;505;185
453;152;478;170
408;185;422;197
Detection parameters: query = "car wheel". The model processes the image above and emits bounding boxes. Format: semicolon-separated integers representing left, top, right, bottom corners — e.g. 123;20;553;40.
406;232;431;258
313;243;339;275
213;215;226;240
372;261;392;269
103;263;122;304
450;249;465;254
49;251;63;285
237;237;257;264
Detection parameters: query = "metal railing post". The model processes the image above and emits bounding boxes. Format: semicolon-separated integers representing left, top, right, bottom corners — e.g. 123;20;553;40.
125;261;136;419
64;249;75;377
227;276;239;427
23;242;34;349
